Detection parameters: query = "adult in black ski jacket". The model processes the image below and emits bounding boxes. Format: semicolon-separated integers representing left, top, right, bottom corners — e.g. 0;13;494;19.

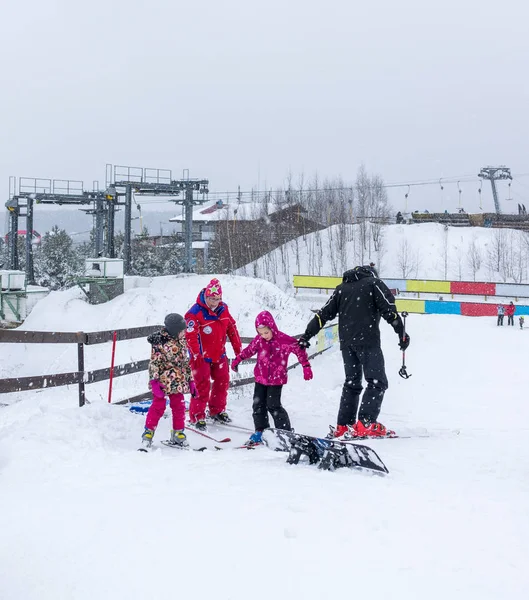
298;266;410;436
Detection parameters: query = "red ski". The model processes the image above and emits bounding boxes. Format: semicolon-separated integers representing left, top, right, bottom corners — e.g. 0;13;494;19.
185;425;231;443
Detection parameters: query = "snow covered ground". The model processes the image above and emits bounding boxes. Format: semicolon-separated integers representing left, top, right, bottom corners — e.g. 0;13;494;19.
1;274;529;599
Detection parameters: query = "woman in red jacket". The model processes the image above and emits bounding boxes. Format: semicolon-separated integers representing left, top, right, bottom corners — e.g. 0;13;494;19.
506;301;516;326
185;279;242;430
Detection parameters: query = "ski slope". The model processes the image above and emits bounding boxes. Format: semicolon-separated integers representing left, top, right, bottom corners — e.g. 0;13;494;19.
1;275;529;599
236;222;529;290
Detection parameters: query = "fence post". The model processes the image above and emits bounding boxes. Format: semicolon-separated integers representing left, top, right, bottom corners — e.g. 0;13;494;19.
108;330;117;403
77;332;87;407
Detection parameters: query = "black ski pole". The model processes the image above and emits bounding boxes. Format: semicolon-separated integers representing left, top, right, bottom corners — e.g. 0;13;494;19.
398;311;411;379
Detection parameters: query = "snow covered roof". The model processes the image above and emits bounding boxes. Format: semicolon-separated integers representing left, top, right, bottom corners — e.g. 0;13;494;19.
169;201;285;223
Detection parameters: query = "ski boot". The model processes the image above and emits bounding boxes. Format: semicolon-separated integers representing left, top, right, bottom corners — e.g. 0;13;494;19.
167;429;189;448
353;421;395;438
141;428;155;450
327;424;354;440
211;411;232;424
244;431;264;447
190;420;208;431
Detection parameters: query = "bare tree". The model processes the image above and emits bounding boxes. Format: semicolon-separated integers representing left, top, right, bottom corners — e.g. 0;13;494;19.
397;239;415;278
509;230;527;283
355;165;370;263
452;247;464;281
487;229;507;279
369;175;391;252
439;225;449;280
467;238;482;281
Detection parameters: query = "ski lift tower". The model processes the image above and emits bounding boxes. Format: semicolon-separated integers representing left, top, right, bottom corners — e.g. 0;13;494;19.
478;166;512;215
5;177;116;284
106;165;209;274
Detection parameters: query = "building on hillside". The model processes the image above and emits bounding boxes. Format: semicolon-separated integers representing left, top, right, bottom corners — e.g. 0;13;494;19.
409;211;529;230
168;200;324;271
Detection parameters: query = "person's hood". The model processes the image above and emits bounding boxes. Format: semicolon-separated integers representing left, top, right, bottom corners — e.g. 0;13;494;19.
148;328;186;347
342;265;376;283
255;310;279;337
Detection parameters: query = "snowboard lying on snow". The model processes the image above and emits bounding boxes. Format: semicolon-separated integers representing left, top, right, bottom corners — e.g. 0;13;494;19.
262;428;389;474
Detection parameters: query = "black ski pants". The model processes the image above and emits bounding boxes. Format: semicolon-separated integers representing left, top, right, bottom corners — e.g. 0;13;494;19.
338;345;388;426
497;315;504;326
508;315;514;326
252;383;291;431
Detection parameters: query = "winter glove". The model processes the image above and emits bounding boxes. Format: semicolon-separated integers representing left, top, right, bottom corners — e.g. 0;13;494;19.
398;333;410;351
302;365;313;381
231;356;241;372
297;335;311;349
189;380;198;397
150;379;165;399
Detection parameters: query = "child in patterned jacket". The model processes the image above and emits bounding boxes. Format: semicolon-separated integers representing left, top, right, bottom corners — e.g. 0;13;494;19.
231;310;313;446
141;313;197;450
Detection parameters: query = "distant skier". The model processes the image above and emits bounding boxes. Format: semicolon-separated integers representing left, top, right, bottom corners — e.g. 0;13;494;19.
519;316;524;329
185;278;242;430
497;304;505;326
297;265;410;439
506;301;515;326
141;313;197;450
231;311;313;446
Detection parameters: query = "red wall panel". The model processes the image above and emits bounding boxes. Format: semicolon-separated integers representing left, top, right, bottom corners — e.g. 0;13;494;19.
450;282;496;296
460;302;498;316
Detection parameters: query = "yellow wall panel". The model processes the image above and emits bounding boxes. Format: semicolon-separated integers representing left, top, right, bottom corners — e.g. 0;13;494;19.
396;299;426;314
406;280;451;293
293;275;341;289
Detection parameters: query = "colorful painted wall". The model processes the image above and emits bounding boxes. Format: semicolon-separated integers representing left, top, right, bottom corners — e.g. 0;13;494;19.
293;275;529;317
394;299;529;316
384;278;529;299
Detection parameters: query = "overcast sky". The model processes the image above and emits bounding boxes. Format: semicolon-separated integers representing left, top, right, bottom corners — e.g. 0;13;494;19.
1;0;529;217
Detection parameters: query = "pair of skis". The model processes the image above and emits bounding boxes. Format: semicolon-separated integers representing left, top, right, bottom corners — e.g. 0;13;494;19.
140;421;390;474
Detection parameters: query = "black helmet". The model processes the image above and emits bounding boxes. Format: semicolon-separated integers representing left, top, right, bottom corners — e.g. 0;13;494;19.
164;313;186;337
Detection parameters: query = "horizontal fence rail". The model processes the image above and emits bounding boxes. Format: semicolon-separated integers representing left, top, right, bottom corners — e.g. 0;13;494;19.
0;323;338;406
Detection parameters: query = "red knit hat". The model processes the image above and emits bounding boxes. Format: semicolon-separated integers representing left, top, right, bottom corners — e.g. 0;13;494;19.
205;278;222;298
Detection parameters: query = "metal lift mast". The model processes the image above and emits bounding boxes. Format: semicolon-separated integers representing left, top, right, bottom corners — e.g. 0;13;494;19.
106;165;209;274
5;177;116;283
478;166;512;215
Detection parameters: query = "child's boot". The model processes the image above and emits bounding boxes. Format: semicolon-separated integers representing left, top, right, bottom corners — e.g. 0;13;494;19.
141;428;155;449
169;429;189;448
245;431;264;447
211;411;232;424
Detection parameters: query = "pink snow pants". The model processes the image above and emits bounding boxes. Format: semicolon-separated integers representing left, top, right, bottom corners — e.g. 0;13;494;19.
189;357;230;422
145;392;186;431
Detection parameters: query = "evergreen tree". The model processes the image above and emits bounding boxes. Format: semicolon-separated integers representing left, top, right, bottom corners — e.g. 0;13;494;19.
36;226;82;290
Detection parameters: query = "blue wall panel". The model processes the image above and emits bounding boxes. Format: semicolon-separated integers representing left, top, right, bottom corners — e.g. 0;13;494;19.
424;300;461;314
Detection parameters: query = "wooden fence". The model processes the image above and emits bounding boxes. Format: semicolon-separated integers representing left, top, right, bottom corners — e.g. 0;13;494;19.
0;323;337;407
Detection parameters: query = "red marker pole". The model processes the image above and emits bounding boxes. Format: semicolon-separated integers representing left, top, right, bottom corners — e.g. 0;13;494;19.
108;331;118;403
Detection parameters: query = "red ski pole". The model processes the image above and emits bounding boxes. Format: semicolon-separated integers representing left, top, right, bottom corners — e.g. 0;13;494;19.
108;330;118;403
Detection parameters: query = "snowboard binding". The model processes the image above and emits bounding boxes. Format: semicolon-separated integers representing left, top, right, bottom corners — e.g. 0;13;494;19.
287;435;321;465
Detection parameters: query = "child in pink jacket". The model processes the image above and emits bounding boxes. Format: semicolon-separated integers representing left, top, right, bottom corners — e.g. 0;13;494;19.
231;310;313;445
